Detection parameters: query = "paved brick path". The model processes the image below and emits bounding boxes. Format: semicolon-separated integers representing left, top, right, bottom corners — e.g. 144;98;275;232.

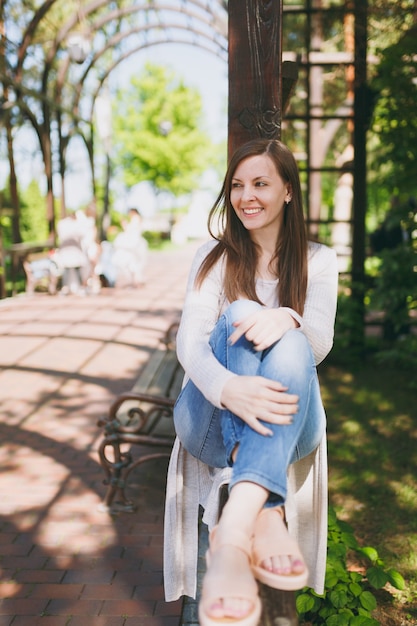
0;241;202;626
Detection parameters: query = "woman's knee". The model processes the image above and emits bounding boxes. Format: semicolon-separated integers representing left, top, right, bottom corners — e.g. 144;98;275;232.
223;299;262;325
280;328;311;353
267;329;315;375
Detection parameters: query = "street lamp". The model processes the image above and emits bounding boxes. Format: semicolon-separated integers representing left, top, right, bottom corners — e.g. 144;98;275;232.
67;33;91;64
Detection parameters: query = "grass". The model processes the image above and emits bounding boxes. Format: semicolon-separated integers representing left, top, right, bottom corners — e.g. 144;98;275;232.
319;343;417;625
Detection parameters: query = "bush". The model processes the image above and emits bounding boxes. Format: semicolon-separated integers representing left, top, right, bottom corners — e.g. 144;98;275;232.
296;508;405;625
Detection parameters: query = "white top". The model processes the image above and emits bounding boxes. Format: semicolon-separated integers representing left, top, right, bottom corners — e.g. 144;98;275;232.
164;239;338;601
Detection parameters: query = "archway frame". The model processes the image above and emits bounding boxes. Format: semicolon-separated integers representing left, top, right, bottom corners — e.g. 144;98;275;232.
1;0;370;345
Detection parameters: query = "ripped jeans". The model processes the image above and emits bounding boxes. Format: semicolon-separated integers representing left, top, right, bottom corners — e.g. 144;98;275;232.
173;299;326;506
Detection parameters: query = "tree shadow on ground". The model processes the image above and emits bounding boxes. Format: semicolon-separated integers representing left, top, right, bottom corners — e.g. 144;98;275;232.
0;420;181;623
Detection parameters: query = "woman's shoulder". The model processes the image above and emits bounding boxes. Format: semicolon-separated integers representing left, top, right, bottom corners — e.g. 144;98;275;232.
188;238;223;278
196;238;218;256
190;239;218;266
307;241;338;271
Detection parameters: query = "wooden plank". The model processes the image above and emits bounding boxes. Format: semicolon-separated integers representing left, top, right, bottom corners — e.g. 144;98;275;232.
115;348;182;435
132;349;182;397
132;349;169;393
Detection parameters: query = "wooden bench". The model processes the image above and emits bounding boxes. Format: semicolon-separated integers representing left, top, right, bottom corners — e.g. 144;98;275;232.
97;322;183;513
6;241;56;295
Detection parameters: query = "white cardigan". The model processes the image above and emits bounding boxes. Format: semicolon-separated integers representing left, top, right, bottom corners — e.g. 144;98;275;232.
164;240;338;601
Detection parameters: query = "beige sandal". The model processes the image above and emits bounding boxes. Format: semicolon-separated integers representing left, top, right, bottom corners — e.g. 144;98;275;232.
251;508;309;591
199;526;262;626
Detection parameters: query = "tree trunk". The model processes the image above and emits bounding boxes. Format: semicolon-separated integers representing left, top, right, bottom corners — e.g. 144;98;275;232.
6;120;21;244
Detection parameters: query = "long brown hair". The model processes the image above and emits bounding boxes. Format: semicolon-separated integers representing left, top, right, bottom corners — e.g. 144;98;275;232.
196;138;308;315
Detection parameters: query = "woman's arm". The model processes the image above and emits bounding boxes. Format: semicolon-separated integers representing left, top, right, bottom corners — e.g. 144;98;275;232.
300;243;339;364
222;244;338;365
177;241;338;410
176;241;237;408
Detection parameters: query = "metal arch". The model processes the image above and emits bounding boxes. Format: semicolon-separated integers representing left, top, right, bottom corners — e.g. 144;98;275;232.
77;36;227;122
8;0;229;113
4;0;228;231
14;0;228;124
15;0;227;79
59;19;227;97
68;23;226;97
89;1;227;39
53;21;228;150
63;33;226;177
57;28;228;210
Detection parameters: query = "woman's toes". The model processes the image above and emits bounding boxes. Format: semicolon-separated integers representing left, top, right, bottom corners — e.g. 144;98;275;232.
291;558;305;575
262;555;305;576
207;593;256;619
222;598;255;619
207;600;225;618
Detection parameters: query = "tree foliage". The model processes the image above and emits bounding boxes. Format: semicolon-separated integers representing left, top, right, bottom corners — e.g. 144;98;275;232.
369;23;417;197
20;179;49;242
111;63;215;197
0;177;47;246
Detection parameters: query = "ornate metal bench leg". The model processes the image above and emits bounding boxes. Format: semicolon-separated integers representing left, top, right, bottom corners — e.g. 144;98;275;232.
97;438;136;513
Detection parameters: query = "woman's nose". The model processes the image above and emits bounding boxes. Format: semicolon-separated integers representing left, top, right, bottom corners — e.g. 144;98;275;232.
241;185;255;201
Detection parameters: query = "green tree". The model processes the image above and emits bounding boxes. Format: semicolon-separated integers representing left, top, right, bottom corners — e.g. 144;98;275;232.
0;178;48;245
369;23;417;198
20;180;49;243
111;63;215;197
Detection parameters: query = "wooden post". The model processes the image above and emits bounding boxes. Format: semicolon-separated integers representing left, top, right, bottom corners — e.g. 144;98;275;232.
228;0;283;160
227;4;300;623
351;0;368;352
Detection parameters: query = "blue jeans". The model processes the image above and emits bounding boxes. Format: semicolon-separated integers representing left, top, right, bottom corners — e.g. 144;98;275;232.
173;300;326;506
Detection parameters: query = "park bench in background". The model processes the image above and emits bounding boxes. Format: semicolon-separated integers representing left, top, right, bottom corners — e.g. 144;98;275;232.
6;241;56;295
23;250;61;295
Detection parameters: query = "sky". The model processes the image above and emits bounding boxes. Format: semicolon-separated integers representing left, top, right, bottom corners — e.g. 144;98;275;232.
1;42;228;213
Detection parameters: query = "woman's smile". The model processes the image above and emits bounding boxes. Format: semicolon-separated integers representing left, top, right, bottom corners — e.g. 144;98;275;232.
242;207;264;215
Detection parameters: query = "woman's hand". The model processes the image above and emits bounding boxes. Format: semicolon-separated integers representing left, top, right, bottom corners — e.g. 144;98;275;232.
220;375;299;436
228;308;298;351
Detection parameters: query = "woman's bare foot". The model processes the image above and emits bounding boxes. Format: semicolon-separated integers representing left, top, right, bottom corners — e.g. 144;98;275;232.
252;508;308;590
199;527;261;626
205;544;256;618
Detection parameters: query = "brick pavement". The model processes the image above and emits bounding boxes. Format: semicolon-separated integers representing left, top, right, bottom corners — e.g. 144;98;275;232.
0;240;203;626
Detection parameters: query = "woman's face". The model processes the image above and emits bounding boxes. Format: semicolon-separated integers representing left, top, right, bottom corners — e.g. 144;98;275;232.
230;154;291;240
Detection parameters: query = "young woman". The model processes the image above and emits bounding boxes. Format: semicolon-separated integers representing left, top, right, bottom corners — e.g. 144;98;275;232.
169;138;338;626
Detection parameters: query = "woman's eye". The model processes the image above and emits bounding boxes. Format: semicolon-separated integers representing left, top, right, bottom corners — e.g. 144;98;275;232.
231;182;242;188
255;181;266;187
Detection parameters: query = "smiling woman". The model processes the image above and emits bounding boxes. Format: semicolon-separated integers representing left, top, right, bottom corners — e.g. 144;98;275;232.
164;137;339;626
